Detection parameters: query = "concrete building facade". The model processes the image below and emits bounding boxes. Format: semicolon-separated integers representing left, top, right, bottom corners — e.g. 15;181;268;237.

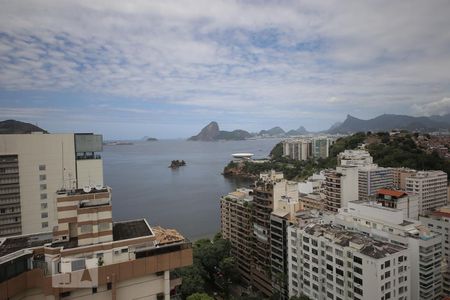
358;165;394;200
0;133;104;237
324;166;359;212
405;170;448;215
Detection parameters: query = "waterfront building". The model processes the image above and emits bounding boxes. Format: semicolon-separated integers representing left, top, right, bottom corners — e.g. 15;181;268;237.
0;133;104;237
220;188;253;284
288;223;410;300
0;186;192;300
251;170;298;297
282;137;335;161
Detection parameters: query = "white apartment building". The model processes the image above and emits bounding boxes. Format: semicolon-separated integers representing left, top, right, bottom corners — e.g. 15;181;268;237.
405;171;448;216
282;138;335;161
0;133;103;237
337;149;373;167
358;165;394;200
420;206;450;295
334;201;443;300
288;223;410;300
324;166;359;212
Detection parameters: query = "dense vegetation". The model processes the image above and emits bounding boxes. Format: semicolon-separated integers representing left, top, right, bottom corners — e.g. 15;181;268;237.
175;233;240;299
224;131;450;180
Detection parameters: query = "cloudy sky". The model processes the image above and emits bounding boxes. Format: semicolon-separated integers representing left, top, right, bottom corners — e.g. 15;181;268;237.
1;0;450;139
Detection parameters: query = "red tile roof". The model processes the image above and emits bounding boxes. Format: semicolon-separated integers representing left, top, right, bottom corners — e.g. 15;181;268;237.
377;189;407;198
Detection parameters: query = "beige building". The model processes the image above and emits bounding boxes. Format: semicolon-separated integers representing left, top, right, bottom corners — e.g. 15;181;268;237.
0;186;192;300
0;133;104;237
299;192;325;211
393;168;417;190
220;188;253;284
406;170;448;215
324;166;359;212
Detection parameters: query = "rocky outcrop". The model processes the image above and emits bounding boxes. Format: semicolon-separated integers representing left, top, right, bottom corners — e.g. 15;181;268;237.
0;119;47;134
188;121;252;141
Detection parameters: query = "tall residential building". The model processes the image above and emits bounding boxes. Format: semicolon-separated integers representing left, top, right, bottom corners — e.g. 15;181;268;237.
405;170;448;215
375;189;419;220
324;166;359;212
335;201;443;300
0;133;104;237
337;149;373;167
220;188;253;284
251;170;297;297
358;165;393;200
393;168;417;190
420;206;450;296
270;193;301;299
288;223;410;300
282;137;335;161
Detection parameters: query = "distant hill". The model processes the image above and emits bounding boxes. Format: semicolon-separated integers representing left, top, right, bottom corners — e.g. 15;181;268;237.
188;121;252;141
286;126;308;136
259;126;285;136
327;114;450;134
0;119;47;134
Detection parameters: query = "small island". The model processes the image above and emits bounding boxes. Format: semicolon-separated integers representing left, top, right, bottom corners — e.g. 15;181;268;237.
169;160;186;169
146;137;158;141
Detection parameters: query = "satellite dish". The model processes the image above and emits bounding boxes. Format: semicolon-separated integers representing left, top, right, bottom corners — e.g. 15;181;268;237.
95;184;103;190
83;186;92;193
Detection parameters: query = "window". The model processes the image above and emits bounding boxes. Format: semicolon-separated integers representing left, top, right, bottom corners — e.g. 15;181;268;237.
107;282;112;290
71;259;85;271
81;224;93;233
39;164;46;171
92;287;97;294
385;260;390;268
98;222;110;231
41;212;48;218
42;222;48;228
354;276;363;285
353;256;362;265
41;203;47;209
39;174;46;181
121;248;128;253
40;184;47;191
40;193;47;200
354;266;362;274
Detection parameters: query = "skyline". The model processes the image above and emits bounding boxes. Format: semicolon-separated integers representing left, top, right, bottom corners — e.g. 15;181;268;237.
1;1;450;139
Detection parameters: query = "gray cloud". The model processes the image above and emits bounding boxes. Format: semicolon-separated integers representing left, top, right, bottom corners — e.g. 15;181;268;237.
0;0;450;129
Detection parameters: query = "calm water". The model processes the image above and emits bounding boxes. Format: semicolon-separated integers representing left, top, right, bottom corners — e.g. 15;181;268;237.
103;139;280;240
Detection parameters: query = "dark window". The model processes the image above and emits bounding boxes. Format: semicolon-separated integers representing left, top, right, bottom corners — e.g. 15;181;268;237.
353;256;362;264
92;287;97;294
107;282;112;290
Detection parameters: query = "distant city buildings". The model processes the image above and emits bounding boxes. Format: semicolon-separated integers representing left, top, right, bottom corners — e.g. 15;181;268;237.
282;137;336;161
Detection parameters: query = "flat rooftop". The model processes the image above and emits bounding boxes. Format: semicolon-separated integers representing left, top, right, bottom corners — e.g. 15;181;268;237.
0;232;53;257
113;219;153;241
304;224;405;259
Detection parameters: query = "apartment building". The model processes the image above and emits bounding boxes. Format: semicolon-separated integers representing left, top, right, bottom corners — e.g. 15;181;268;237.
0;186;193;300
420;206;450;296
405;170;448;215
335;201;442;300
358;165;393;200
393;168;417;190
324;166;359;212
220;188;253;284
376;189;419;220
282;138;335;161
251;170;298;297
270;192;301;299
288;223;410;300
337;149;373;167
299;192;325;211
0;133;104;237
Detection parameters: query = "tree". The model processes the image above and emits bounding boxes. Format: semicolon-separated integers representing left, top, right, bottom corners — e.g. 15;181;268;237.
177;265;207;298
187;293;214;300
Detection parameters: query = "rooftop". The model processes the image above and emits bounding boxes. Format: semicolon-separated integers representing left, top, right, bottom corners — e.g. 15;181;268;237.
153;226;186;245
0;232;53;257
304;224;405;259
377;189;407;198
113;219;153;241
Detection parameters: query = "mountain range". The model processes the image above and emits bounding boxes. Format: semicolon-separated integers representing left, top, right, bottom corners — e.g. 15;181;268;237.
326;114;450;134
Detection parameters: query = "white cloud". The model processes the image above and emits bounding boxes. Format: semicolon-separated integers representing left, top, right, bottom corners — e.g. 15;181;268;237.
0;0;449;128
413;97;450;116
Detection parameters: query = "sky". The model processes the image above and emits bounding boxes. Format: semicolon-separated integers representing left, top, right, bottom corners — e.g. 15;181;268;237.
1;1;450;139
